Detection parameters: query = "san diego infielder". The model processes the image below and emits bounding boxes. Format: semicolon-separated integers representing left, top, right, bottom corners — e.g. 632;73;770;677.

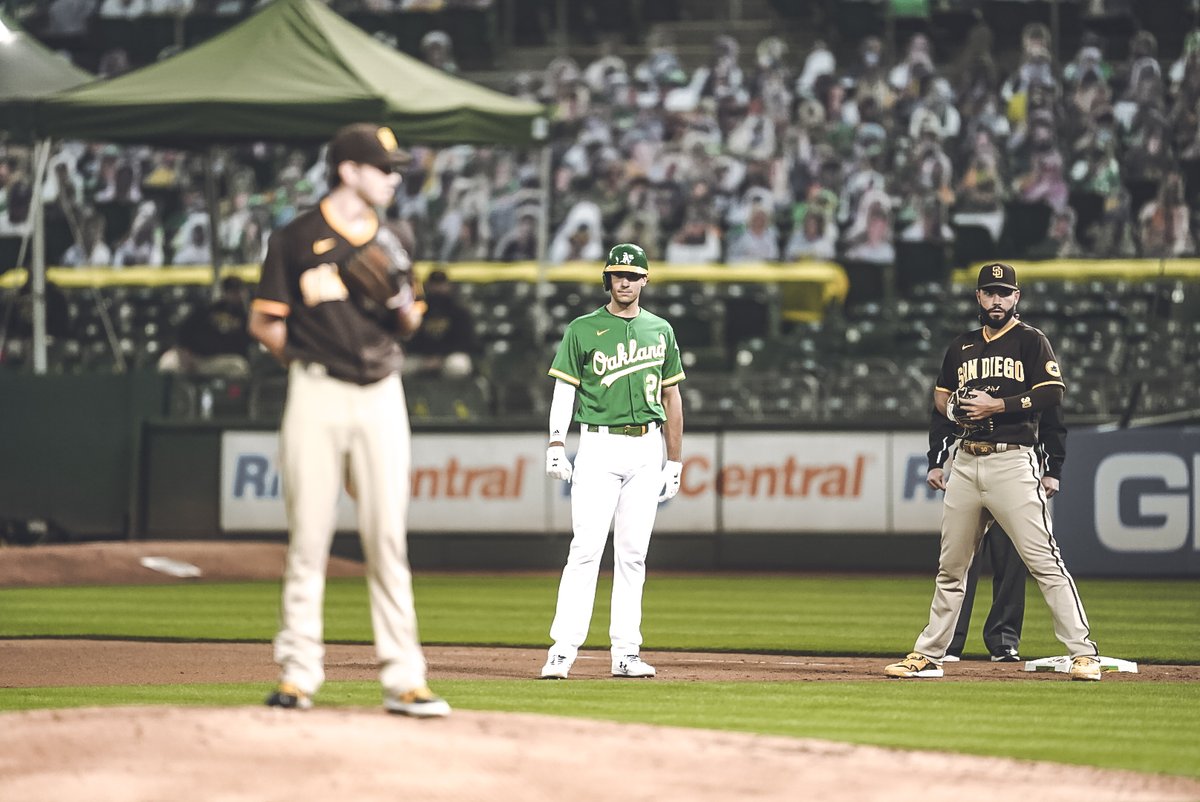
541;243;685;680
886;262;1101;681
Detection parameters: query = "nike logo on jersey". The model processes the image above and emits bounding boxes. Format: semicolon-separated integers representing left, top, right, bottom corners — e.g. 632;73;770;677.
962;343;975;350
313;238;336;255
596;329;610;336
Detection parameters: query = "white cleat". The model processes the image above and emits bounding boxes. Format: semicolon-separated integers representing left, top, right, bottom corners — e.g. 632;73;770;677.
612;654;656;678
540;654;571;679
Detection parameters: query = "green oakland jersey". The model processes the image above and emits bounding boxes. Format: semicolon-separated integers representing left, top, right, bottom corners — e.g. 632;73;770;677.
548;306;685;426
935;317;1065;446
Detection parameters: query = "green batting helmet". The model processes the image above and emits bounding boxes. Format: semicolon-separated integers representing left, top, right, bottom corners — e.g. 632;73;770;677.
602;243;650;290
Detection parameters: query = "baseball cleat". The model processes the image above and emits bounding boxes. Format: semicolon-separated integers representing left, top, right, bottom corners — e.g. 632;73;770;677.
991;646;1021;662
942;653;962;663
612;654;656;678
540;654;571;679
265;682;313;710
384;686;452;717
884;653;944;678
1069;655;1102;682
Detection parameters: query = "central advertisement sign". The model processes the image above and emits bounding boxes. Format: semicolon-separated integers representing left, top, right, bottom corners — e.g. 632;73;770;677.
221;430;945;535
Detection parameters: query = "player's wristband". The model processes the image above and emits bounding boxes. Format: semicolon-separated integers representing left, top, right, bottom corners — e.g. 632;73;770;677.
1002;384;1063;413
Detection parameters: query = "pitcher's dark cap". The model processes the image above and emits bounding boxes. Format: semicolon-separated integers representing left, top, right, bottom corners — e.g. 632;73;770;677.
327;124;411;172
977;262;1018;290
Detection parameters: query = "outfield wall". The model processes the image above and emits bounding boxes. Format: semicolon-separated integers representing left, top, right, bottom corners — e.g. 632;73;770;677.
208;426;1200;575
219;430;945;535
2;371;1196;574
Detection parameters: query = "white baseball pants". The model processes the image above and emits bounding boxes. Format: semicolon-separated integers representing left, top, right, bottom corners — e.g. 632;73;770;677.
274;362;428;697
548;425;665;660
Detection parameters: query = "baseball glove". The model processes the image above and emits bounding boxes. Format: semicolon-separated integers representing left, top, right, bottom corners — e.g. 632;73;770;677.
340;227;415;312
947;386;994;436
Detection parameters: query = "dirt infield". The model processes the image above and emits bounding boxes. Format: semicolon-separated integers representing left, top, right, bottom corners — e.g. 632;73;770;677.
3;541;1199;801
0;540;365;587
6;639;1200;686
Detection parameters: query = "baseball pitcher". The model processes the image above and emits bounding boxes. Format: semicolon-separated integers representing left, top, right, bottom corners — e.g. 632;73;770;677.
250;123;449;716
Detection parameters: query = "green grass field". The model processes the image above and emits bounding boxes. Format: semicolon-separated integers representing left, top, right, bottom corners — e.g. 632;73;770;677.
2;574;1199;776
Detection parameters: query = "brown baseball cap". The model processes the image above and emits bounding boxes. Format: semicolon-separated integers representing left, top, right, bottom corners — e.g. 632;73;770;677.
327;123;412;172
977;262;1018;290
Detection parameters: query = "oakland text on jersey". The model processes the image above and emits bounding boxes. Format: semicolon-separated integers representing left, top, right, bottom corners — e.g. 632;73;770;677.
591;335;668;385
957;356;1025;386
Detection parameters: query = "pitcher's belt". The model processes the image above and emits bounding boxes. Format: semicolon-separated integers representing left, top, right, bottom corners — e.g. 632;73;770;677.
586;422;660;437
960;441;1026;456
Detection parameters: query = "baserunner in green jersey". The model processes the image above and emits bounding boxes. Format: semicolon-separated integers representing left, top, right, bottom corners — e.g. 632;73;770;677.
540;243;685;680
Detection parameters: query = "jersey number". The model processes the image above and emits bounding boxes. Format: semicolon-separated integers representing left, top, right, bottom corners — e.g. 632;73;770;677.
644;374;661;406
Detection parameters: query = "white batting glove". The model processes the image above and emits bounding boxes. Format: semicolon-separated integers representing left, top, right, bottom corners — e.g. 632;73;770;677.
546;445;573;482
658;460;683;502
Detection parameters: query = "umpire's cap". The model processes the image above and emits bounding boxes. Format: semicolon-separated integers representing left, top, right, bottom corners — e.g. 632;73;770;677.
977;262;1018;291
328;124;412;173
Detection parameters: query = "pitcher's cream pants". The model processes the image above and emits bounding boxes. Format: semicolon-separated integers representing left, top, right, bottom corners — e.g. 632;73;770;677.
274;362;427;696
549;426;664;660
914;446;1098;661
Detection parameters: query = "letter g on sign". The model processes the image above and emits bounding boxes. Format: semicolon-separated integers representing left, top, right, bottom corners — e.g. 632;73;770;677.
1094;454;1193;553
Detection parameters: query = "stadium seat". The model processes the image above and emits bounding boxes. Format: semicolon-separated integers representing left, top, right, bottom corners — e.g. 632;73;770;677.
406;376;491;422
998;202;1052;259
248;375;289;423
895;241;951;295
681;346;729;374
722;283;775;348
951;224;996;266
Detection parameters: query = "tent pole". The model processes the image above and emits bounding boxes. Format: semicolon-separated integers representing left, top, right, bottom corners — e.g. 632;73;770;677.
533;143;551;346
203;146;223;298
30;138;52;375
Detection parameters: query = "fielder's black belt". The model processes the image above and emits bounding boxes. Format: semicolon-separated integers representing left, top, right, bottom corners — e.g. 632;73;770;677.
586;422;660;436
960;441;1025;456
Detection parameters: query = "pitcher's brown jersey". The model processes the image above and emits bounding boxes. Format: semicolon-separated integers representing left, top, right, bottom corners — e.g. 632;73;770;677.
934;318;1065;446
254;198;404;385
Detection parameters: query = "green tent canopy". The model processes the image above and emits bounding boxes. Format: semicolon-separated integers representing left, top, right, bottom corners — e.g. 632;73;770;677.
31;0;546;147
0;11;94;134
0;12;94;100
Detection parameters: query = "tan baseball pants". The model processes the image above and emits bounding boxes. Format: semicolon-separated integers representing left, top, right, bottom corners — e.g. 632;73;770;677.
914;446;1098;660
273;361;428;696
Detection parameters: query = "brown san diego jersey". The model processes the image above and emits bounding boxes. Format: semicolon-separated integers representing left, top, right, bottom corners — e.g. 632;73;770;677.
934;317;1065;446
253;198;404;385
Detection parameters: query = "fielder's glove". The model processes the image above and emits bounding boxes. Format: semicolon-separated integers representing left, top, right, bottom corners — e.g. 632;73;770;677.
546;445;573;482
947;386;994;436
945;386;976;424
340;228;418;312
658;460;683;502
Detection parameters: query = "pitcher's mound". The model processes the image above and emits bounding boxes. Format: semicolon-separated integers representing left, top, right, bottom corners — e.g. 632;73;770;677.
3;706;1199;802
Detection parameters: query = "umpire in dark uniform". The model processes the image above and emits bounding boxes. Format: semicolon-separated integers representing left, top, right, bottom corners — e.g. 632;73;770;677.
926;404;1066;662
